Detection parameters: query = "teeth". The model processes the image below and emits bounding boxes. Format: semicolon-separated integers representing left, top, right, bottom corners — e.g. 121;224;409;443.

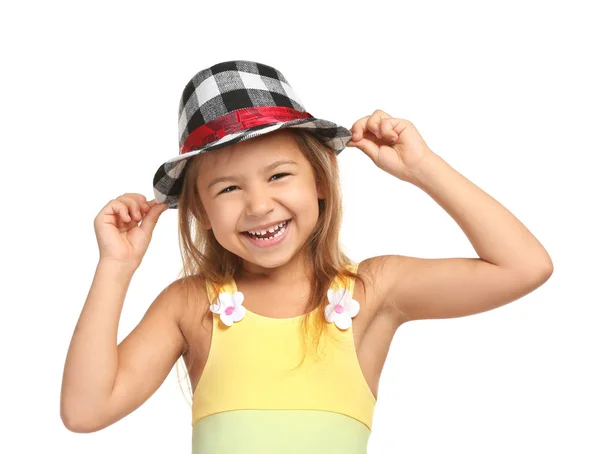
248;220;286;236
247;220;288;240
259;223;287;240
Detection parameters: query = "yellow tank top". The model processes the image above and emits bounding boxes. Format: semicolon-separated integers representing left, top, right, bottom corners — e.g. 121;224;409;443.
191;261;377;453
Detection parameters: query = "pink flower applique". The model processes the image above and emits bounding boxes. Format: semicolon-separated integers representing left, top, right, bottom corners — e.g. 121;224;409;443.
324;287;360;330
210;291;246;326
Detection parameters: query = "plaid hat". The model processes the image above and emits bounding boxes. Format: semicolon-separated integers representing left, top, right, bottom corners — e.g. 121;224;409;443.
152;60;352;209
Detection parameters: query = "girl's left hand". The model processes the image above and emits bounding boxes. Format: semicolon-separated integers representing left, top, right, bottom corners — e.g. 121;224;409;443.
347;109;434;182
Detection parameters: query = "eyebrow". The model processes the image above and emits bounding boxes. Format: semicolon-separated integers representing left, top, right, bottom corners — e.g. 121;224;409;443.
207;159;299;189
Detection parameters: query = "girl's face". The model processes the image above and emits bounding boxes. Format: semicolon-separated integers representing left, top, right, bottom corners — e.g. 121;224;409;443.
196;129;325;273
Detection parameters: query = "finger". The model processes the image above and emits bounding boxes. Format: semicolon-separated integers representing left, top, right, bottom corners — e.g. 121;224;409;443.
135;195;151;212
350;115;372;142
139;201;168;237
379;118;399;141
106;200;132;224
119;198;140;221
140;200;152;215
389;118;416;141
121;193;149;207
120;206;132;223
121;193;150;214
138;200;157;219
349;135;381;163
118;195;144;221
366;110;391;139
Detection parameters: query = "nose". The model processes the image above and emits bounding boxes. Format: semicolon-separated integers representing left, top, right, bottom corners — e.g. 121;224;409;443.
244;183;275;218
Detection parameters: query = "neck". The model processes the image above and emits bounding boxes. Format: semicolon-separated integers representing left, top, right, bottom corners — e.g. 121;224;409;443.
238;251;314;285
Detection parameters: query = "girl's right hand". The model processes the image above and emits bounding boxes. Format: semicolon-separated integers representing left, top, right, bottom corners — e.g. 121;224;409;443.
94;193;169;268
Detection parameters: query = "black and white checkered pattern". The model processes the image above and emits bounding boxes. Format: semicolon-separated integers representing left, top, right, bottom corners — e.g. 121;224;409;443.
153;60;351;209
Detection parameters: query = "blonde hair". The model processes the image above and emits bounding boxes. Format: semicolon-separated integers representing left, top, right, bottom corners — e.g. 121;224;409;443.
172;128;373;405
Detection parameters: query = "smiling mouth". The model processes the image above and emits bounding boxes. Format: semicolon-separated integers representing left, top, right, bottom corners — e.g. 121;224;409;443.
242;219;291;239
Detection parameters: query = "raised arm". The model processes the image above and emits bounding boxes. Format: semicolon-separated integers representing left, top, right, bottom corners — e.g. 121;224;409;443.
60;261;187;432
61;194;178;432
346;113;553;326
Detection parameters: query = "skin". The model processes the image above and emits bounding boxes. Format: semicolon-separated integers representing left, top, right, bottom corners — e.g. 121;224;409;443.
195;129;326;285
61;111;552;433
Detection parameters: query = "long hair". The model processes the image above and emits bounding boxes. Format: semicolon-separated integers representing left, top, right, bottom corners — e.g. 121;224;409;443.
172;128;372;405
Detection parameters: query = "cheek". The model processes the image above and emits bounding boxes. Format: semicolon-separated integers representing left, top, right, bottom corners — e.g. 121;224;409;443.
289;185;320;218
203;201;236;232
210;209;236;230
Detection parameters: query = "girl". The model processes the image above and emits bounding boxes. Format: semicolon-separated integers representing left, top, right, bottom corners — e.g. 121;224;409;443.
60;60;553;453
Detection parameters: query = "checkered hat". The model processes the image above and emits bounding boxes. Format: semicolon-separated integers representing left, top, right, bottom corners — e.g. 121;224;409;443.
152;60;352;209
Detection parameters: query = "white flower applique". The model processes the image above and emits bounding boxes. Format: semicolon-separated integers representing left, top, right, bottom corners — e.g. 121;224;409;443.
324;287;360;330
210;291;246;326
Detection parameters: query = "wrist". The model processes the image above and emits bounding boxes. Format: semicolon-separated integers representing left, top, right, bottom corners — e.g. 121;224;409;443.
405;149;441;187
97;258;139;276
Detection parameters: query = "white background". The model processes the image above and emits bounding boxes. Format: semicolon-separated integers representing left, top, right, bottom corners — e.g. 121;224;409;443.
2;0;598;452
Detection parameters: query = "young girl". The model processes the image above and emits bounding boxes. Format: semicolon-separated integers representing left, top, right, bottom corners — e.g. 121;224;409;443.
61;60;553;453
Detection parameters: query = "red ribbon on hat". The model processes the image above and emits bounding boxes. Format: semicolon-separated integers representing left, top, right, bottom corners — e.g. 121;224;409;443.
180;106;313;155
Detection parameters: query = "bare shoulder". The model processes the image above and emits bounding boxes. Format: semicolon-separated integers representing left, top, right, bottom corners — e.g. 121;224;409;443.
355;255;412;326
152;277;193;325
169;275;211;323
170;274;215;352
147;275;212;348
355;255;400;297
353;256;391;318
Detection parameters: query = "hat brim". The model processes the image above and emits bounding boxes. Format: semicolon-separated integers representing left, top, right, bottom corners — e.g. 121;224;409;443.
152;117;351;209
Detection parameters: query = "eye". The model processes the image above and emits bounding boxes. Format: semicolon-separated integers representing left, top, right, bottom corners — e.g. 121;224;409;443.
219;185;237;195
270;172;291;181
218;173;291;195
